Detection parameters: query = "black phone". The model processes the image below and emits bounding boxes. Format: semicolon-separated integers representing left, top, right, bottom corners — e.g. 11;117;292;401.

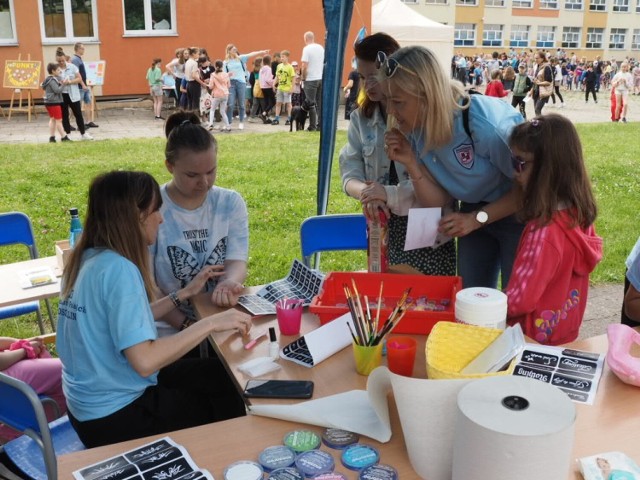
243;380;314;399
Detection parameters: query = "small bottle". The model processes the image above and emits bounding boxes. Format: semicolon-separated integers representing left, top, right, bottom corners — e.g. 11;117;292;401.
69;208;83;249
269;327;279;360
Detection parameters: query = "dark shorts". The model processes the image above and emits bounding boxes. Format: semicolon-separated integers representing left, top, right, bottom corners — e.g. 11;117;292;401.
45;104;62;120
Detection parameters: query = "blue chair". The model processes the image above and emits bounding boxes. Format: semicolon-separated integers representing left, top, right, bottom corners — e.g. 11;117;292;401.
0;372;85;480
300;214;368;270
0;212;55;334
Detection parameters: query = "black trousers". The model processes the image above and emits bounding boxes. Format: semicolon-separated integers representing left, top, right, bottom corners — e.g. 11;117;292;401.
68;357;246;448
186;80;201;112
62;93;85;135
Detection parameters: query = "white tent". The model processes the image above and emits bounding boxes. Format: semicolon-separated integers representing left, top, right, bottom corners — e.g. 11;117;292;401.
372;0;454;76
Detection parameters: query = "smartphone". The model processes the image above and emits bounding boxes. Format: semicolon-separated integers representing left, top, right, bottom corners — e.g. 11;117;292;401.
243;380;314;399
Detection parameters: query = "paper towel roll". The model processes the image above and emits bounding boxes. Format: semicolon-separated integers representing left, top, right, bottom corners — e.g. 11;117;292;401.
452;375;576;480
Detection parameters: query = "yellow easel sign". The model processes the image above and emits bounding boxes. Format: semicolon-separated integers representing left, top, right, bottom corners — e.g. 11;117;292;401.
3;60;42;89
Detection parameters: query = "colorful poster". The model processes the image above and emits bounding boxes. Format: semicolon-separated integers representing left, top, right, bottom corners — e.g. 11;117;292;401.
85;60;106;86
3;60;41;89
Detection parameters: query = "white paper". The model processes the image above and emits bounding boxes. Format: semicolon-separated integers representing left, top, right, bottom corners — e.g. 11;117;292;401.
404;208;442;251
17;266;58;289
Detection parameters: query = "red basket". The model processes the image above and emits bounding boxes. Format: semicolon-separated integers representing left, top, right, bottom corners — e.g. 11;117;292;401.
309;272;463;335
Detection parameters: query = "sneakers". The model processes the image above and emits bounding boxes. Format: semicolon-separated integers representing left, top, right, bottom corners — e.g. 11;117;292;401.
49;136;56;143
86;121;99;128
307;126;316;132
271;119;280;125
285;119;291;126
69;126;77;131
622;117;627;123
559;103;565;109
238;122;244;130
81;132;94;141
154;116;164;120
223;126;231;132
61;135;72;142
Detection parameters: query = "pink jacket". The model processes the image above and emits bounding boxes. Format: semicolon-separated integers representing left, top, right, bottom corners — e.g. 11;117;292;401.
209;71;230;98
259;65;274;89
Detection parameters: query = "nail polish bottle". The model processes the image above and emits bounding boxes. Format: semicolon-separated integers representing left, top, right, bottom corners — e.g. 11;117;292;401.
269;327;279;359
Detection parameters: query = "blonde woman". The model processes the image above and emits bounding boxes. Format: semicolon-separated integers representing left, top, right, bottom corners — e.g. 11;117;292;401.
612;62;633;122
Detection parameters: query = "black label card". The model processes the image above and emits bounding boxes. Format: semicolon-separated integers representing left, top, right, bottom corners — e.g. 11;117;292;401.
513;364;553;383
519;349;559;368
551;372;592;392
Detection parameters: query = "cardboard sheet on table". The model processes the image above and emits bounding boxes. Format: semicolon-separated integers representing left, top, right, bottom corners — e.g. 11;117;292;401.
250;367;472;480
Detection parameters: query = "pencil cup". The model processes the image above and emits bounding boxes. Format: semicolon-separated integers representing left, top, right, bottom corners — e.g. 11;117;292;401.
276;299;303;335
352;341;384;376
386;336;417;377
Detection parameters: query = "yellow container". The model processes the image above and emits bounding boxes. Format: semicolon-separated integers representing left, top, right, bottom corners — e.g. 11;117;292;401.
353;342;383;376
426;321;516;380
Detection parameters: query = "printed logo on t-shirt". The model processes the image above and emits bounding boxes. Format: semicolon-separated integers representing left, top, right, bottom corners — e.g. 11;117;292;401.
166;236;227;289
453;143;474;169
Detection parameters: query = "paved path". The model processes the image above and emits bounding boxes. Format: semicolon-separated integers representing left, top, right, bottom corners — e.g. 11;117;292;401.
0;91;629;340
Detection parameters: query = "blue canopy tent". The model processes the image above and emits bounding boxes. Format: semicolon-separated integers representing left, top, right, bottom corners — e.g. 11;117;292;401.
317;0;356;215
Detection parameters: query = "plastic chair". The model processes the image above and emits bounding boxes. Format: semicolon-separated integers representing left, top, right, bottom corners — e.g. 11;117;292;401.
300;214;368;270
0;212;55;334
0;373;85;480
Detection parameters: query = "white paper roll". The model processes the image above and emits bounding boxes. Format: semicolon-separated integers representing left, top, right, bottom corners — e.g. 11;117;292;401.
453;375;576;480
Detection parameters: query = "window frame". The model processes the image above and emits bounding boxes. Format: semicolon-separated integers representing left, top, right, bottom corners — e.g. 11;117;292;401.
564;0;583;9
632;28;640;49
540;0;559;8
512;0;533;7
454;23;476;46
589;0;607;11
482;24;504;47
536;25;556;48
612;0;630;11
510;24;530;47
122;0;177;37
608;28;627;49
586;27;604;48
38;0;99;44
485;0;506;6
456;0;479;6
561;26;581;49
425;0;449;4
0;0;18;45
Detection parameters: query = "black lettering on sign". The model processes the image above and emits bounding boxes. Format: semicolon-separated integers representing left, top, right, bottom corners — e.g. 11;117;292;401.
551;372;592;392
125;438;173;462
562;349;600;362
557;356;597;377
513;365;552;383
77;456;136;480
558;388;588;403
142;457;194;480
520;349;559;368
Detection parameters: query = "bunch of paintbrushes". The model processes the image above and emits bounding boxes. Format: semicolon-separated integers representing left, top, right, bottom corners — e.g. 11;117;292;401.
344;279;412;346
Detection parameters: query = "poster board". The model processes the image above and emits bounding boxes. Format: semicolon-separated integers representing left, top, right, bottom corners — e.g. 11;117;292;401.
3;60;41;89
85;60;106;86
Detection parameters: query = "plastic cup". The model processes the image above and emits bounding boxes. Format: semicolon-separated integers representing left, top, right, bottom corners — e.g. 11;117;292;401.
386;336;417;377
276;299;303;335
352;342;383;376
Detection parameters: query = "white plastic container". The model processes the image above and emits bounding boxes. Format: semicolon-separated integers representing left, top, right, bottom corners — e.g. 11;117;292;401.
455;287;507;330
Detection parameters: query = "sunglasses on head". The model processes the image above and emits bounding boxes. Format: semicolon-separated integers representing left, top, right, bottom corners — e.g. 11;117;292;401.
511;154;531;173
375;51;417;78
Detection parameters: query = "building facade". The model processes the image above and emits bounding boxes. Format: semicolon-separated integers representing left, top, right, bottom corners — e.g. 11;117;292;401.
0;0;370;102
402;0;639;60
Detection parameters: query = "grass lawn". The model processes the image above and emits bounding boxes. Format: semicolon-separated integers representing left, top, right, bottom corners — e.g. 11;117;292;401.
0;122;638;337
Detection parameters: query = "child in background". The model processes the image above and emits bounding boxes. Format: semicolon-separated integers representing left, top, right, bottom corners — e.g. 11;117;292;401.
179;77;188;109
41;62;71;142
622;236;640;327
511;63;532;120
484;69;509;98
208;60;231;132
473;62;484;87
291;61;303;107
272;50;296;126
259;55;275;124
146;58;164;120
506;114;603;345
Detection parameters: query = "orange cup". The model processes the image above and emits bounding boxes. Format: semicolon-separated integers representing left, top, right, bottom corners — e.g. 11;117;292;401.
386;336;417;377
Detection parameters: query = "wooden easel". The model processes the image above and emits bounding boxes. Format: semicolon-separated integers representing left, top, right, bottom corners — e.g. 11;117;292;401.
6;54;38;122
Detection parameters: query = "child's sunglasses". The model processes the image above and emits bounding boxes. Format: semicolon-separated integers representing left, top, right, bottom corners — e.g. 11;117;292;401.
375;51;417;78
511;154;531;173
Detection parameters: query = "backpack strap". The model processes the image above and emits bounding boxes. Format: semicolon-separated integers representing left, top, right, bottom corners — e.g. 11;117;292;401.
461;94;476;150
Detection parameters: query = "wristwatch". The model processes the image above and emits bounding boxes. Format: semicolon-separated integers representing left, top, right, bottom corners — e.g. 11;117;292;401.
475;209;489;225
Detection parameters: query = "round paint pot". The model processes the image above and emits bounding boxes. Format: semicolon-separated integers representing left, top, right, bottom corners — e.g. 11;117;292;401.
341;444;380;471
283;430;321;453
259;445;296;472
358;463;398;480
223;460;264;480
313;472;348;480
267;467;305;480
294;449;335;478
321;428;359;450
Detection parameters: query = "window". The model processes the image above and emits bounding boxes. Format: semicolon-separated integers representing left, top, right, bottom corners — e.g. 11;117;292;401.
0;0;17;44
485;0;505;6
123;0;176;35
401;0;419;3
536;26;556;48
562;27;581;48
632;29;640;49
513;0;533;7
425;0;449;3
456;0;478;5
637;0;640;12
609;28;627;49
510;25;530;47
454;23;476;46
541;0;558;8
589;0;606;10
39;0;97;41
564;0;583;9
586;27;604;48
482;24;503;46
612;0;629;10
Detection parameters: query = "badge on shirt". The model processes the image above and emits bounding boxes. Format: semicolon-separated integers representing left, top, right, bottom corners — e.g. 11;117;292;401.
453;142;474;169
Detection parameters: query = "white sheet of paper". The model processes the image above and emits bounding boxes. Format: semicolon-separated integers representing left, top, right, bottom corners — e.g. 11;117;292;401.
404;208;442;251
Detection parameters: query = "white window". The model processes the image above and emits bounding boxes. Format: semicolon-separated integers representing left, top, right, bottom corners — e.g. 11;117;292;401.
637;0;640;12
609;28;627;48
454;23;476;46
123;0;176;35
632;29;640;49
536;26;556;47
586;27;604;48
485;0;505;6
39;0;98;42
564;0;583;8
612;0;629;10
456;0;478;5
483;24;503;47
541;0;559;8
401;0;419;3
513;0;533;7
425;0;449;3
0;0;17;44
562;27;581;48
589;0;607;10
510;25;530;47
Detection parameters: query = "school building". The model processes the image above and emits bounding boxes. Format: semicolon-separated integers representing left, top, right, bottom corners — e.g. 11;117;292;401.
402;0;639;59
0;0;371;103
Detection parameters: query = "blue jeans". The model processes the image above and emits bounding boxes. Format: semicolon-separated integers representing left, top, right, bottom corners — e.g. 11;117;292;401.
457;202;524;289
226;79;246;124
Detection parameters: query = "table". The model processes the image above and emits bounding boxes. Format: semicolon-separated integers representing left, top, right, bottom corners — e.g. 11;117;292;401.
58;296;639;479
0;256;60;308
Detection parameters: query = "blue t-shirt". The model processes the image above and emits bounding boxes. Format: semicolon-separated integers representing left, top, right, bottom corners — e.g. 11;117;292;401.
625;236;640;290
57;249;158;421
224;55;249;84
410;94;523;204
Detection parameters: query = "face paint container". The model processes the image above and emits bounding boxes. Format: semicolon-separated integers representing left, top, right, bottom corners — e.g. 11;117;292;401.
294;449;335;478
223;461;264;480
283;429;321;453
258;445;297;472
341;444;380;471
267;467;305;480
321;428;359;450
358;464;399;480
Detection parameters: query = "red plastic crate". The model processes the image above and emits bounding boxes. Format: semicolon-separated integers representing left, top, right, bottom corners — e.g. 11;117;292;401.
309;272;463;335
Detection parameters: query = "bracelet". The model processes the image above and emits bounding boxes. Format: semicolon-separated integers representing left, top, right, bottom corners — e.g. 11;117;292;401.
169;291;182;308
9;340;37;359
